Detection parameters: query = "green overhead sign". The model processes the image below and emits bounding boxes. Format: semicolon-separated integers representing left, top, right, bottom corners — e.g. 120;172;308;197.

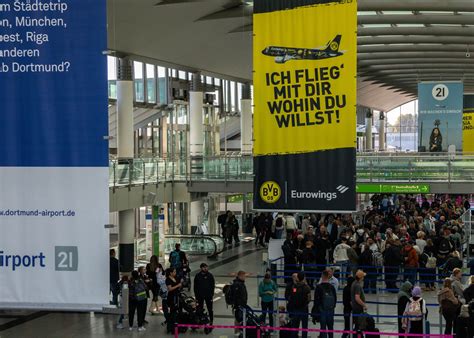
356;183;430;194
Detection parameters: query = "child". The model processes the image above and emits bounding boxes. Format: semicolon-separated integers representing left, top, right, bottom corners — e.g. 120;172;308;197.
278;305;288;327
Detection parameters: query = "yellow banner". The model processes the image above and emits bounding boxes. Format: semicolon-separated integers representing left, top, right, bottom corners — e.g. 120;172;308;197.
463;109;474;153
253;1;357;156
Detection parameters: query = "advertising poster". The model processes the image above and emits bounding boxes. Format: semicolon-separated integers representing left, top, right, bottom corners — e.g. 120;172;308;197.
0;1;108;310
463;95;474;153
253;0;357;212
418;82;464;152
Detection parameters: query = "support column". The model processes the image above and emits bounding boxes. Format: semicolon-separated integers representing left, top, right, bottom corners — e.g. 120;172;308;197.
378;112;386;151
189;73;204;156
365;110;373;152
241;83;252;154
190;200;204;233
119;209;135;273
117;58;135;273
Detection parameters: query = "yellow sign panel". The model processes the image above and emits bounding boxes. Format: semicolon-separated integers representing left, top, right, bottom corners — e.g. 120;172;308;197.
463;109;474;153
253;1;357;156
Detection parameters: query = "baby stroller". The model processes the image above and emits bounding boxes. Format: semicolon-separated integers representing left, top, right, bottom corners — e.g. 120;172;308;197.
177;292;211;334
237;305;270;338
180;265;192;291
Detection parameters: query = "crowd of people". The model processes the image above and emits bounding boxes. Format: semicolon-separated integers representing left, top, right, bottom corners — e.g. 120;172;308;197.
109;193;473;336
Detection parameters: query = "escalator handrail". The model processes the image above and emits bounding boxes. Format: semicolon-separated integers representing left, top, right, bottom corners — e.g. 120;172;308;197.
164;234;222;258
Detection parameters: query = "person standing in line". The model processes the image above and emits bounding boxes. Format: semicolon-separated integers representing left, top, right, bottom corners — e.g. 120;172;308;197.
342;276;355;338
128;270;148;332
109;249;120;305
438;278;460;335
397;281;413;333
194;263;215;327
288;272;311;338
463;275;474;304
230;271;248;335
312;270;337;338
156;263;169;326
402;286;427;334
165;268;182;334
351;270;368;333
449;268;465;302
259;273;278;328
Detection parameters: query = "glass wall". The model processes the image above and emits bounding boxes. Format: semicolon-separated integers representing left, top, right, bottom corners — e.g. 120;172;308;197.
386;100;418;152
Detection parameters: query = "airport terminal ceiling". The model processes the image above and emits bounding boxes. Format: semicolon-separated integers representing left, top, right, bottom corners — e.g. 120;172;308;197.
107;0;474;112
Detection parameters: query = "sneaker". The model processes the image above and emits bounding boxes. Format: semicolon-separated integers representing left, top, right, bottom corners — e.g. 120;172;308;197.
129;327;134;331
138;326;146;332
116;323;124;329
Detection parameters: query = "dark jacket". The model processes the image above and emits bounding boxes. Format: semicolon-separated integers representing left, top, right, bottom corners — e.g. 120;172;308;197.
384;245;403;267
313;282;337;313
231;278;248;307
194;271;215;299
463;284;474;304
343;277;355;313
110;256;119;284
444;257;463;273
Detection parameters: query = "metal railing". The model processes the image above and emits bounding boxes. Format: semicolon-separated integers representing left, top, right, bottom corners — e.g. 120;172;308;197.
109;153;474;187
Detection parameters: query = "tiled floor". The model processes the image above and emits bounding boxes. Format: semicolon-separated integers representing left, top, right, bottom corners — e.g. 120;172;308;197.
0;239;446;338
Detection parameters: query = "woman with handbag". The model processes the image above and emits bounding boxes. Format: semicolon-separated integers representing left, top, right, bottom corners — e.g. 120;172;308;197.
438;278;460;335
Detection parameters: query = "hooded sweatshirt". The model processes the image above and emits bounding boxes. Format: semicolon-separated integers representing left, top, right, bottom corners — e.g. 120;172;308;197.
397;281;412;316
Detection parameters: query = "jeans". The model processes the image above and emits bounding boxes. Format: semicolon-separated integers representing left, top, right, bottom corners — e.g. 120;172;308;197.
290;309;308;338
319;310;335;338
261;300;274;327
443;312;456;335
110;282;119;305
275;228;284;239
197;297;214;323
129;299;147;328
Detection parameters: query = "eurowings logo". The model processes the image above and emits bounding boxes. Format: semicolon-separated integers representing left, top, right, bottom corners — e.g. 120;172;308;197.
336;185;349;194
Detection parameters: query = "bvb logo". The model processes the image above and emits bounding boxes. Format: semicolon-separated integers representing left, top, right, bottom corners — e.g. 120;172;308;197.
330;42;339;51
259;181;281;204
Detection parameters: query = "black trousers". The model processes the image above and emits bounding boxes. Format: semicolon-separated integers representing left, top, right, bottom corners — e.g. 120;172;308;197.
443;312;456;335
129;299;147;327
196;296;214;323
261;300;274;327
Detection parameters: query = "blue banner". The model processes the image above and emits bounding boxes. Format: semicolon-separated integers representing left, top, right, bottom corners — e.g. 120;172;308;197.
418;82;464;152
0;0;108;167
0;0;109;310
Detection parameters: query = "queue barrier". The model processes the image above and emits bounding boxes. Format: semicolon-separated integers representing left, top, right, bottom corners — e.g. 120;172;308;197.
174;323;453;338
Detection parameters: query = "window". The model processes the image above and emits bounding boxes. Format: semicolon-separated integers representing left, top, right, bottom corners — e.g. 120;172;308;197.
386;100;418;151
146;64;156;103
158;66;167;104
133;61;144;102
107;56;117;99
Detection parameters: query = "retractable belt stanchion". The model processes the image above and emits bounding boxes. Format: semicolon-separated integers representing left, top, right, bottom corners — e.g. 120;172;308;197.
243;307;247;338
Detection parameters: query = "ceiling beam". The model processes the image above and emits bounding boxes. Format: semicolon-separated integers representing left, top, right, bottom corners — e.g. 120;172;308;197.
358;36;474;45
359;52;473;60
358;0;474;12
358;14;474;25
360;63;474;70
358;26;474;37
358;44;474;53
359;58;474;66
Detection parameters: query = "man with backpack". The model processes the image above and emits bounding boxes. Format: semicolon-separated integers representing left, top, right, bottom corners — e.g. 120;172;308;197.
225;271;248;334
312;270;337;338
288;272;311;338
169;243;188;280
128;270;148;332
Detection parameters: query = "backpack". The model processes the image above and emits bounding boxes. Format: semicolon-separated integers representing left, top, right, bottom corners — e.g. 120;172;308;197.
320;284;336;311
372;251;384;267
223;282;235;307
275;217;284;230
425;254;437;269
406;298;423;321
438;238;452;256
170;250;182;269
132;280;147;301
290;284;309;309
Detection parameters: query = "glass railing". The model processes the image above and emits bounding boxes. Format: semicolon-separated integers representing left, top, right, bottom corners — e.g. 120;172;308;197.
164;235;225;257
109;153;474;186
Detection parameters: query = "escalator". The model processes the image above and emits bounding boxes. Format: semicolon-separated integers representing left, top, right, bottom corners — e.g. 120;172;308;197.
164;234;225;258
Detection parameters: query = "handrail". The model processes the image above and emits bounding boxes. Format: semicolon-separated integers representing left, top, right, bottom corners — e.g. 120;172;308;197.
164;234;224;258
